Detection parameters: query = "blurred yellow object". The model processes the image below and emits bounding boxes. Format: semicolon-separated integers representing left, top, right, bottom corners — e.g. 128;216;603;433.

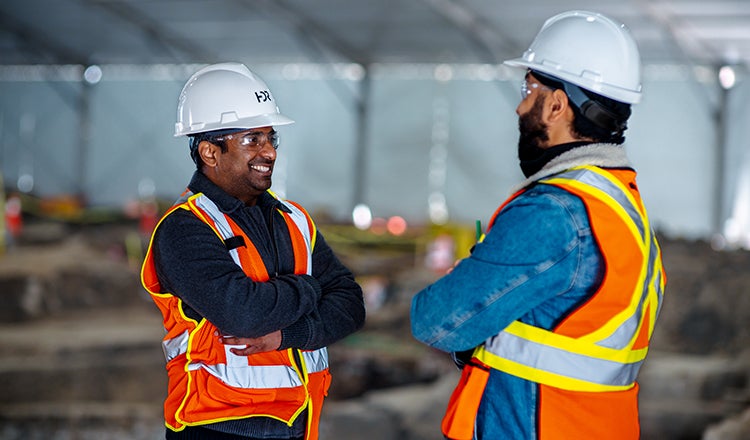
428;222;477;260
37;194;84;219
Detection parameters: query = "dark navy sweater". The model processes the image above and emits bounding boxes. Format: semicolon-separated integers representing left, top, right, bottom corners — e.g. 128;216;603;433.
152;171;365;437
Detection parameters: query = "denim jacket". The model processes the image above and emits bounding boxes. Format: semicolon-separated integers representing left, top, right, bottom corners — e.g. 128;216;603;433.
411;144;634;439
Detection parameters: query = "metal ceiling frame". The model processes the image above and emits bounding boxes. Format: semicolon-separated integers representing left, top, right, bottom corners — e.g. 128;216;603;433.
0;9;89;65
637;0;734;235
421;0;520;65
1;0;748;234
83;0;220;64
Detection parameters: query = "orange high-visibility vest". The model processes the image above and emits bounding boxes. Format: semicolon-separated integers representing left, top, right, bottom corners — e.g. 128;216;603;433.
442;166;665;440
141;191;330;439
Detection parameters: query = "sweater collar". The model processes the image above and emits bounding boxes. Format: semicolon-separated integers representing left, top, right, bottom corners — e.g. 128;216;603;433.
511;143;633;194
187;171;289;214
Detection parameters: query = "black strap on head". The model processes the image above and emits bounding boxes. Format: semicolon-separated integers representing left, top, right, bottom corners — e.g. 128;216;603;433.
561;83;627;134
531;70;627;135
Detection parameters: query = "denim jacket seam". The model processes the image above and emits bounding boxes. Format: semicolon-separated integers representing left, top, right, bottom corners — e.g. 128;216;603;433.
545;190;590;295
415;185;591;348
426;242;581;347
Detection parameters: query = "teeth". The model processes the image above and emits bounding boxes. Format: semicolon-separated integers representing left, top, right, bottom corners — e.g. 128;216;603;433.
251;165;270;172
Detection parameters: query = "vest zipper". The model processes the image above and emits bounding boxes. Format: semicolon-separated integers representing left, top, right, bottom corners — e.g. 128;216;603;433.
291;348;305;378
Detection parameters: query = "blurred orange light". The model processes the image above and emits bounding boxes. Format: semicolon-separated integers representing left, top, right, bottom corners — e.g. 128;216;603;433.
370;217;387;235
387;216;407;236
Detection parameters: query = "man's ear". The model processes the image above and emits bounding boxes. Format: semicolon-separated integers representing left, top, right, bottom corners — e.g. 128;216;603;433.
198;140;219;167
544;90;580;144
545;89;571;124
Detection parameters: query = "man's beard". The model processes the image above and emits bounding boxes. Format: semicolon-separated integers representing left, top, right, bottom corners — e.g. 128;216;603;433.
517;96;550;177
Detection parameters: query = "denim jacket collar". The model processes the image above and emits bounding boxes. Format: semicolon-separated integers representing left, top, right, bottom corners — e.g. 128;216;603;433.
511;143;633;193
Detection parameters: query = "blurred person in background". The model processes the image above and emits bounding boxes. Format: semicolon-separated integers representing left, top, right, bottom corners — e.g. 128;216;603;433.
141;62;365;440
411;11;665;440
0;174;5;254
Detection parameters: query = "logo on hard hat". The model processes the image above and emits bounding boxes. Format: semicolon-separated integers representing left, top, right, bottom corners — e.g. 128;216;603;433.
255;90;272;103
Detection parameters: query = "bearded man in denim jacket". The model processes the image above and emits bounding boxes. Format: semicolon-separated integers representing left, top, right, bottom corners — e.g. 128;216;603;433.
411;11;666;440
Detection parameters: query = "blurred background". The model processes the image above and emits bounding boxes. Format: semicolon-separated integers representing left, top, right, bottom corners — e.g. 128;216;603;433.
1;1;749;439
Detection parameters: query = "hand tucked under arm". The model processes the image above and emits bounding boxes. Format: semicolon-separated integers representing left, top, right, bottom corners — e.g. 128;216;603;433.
218;330;282;355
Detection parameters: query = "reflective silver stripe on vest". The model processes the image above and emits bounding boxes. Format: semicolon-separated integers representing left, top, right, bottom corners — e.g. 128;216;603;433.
186;348;330;389
302;348;329;373
598;235;661;350
653;264;664;318
163;330;189;362
279;200;314;274
183;193;328;388
194;195;314;276
566;168;646;239
192;196;243;267
189;360;304;389
484;331;645;386
549;167;663;350
482;167;661;388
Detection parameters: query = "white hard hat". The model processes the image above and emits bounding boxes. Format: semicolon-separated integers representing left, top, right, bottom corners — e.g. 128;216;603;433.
504;10;642;104
174;62;294;137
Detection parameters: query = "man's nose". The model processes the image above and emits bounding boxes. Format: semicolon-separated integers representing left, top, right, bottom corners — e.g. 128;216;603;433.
259;141;277;158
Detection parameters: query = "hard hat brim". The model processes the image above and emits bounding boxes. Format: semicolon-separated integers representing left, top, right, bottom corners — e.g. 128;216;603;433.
503;58;641;104
175;112;294;137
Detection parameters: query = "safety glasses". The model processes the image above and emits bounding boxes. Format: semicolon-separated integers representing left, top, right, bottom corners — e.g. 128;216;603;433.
521;78;553;100
215;130;280;150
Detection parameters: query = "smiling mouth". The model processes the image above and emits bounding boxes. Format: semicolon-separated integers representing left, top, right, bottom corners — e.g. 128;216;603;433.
250;164;272;173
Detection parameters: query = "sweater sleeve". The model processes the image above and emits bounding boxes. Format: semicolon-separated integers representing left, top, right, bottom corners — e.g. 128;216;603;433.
279;232;365;350
152;209;322;338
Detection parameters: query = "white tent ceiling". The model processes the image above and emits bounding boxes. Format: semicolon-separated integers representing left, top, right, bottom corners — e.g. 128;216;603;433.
1;0;749;69
2;0;750;245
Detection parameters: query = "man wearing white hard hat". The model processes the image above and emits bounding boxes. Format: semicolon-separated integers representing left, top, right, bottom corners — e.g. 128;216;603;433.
141;63;365;440
412;11;665;439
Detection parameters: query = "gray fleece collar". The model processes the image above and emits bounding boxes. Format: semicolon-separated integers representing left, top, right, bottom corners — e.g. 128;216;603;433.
511;143;632;193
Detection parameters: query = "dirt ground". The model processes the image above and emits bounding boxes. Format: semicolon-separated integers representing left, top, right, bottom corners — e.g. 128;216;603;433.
2;220;750;439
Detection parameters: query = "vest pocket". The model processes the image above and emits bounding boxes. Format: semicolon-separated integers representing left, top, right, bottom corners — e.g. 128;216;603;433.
203;371;280;405
179;369;307;424
305;370;331;400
